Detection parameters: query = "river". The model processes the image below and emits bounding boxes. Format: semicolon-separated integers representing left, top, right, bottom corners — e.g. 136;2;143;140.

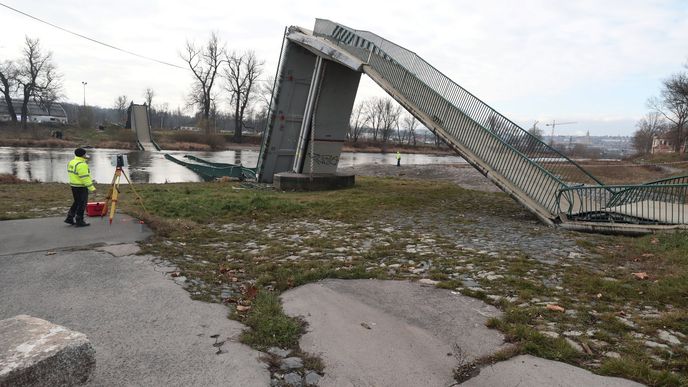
0;147;466;184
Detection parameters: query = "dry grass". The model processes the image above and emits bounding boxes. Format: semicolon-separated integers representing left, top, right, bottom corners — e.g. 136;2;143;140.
156;141;212;151
552;162;686;185
0;174;27;184
0;138;78;148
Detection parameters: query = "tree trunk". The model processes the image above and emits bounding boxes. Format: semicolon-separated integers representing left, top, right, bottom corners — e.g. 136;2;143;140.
203;97;211;134
233;99;242;143
0;75;17;122
20;86;31;129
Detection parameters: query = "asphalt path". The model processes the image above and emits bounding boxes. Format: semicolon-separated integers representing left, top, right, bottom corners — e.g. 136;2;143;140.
0;215;269;386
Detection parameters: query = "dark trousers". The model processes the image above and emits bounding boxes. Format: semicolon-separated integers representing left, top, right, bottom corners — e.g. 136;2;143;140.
68;187;89;221
397;159;401;167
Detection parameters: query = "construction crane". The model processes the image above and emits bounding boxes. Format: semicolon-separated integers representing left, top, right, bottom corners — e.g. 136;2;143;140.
545;120;577;146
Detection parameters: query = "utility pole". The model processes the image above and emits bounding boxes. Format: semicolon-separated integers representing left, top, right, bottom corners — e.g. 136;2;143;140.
81;81;88;106
545;120;576;147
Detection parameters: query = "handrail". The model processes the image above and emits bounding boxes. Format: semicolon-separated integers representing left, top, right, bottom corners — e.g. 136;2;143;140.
557;183;687;224
314;19;605;187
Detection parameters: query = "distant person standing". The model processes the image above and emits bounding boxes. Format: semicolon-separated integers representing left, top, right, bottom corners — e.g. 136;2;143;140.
396;151;401;167
65;148;96;227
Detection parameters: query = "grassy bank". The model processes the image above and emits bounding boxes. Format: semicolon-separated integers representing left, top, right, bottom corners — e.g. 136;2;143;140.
0;177;685;385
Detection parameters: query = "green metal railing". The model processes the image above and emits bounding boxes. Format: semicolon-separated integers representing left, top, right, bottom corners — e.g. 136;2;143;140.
311;19;687;225
558;183;687;224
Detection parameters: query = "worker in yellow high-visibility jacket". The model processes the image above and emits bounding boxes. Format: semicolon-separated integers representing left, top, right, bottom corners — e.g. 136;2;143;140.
65;148;96;227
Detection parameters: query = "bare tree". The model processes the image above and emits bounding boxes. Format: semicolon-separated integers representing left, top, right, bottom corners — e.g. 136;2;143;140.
649;71;688;153
364;98;383;142
224;50;263;142
363;97;401;144
633;111;667;154
180;32;225;134
349;101;367;143
252;76;275;134
401;113;419;146
256;76;275;113
143;87;155;108
114;95;128;123
0;60;18;122
15;37;62;129
378;97;402;144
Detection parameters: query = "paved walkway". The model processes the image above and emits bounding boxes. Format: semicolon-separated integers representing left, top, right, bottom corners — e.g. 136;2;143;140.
0;216;269;386
282;279;645;387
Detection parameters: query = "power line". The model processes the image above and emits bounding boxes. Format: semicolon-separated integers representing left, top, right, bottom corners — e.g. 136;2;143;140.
0;2;186;70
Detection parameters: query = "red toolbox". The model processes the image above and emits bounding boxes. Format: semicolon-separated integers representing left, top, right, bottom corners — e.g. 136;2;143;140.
86;202;105;217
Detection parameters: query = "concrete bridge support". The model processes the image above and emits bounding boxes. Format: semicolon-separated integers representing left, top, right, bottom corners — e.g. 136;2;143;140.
257;33;361;184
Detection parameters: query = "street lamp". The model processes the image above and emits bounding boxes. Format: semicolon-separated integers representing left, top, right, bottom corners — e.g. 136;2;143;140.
81;81;87;106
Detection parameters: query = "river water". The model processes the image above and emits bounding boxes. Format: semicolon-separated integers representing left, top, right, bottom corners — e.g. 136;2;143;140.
0;147;466;184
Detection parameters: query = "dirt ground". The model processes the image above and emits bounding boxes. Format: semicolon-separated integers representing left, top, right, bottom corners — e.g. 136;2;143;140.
338;163;501;192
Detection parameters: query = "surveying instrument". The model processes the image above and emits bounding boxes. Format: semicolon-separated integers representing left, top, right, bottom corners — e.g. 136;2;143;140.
101;154;147;224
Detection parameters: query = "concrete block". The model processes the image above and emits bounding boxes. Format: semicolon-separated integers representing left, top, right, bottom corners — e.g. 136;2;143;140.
0;315;95;386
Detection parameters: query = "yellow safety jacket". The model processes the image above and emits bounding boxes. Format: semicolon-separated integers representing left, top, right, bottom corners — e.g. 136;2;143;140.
67;156;95;192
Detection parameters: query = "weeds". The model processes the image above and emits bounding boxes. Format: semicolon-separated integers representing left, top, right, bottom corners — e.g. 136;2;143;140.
1;177;686;385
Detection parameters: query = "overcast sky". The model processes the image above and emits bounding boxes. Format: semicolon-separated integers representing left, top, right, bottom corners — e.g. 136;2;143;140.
2;0;687;136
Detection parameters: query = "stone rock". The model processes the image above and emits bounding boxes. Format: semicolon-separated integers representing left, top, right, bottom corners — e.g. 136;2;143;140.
615;316;636;329
173;276;187;285
644;340;669;350
541;331;560;339
418;279;439;286
604;351;621;359
563;330;583;337
283;372;303;386
657;330;681;345
565;338;584;353
304;371;321;385
280;357;304;370
0;315;96;386
650;355;666;364
268;347;291;358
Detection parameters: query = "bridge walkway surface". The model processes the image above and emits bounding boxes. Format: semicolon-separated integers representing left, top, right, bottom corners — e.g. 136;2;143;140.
277;19;687;233
128;103;160;151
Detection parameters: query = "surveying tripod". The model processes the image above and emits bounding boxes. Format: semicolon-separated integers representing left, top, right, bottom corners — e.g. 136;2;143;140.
101;155;147;224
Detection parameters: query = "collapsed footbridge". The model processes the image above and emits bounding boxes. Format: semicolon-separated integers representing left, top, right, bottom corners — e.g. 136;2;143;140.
256;19;687;233
127;103;160;151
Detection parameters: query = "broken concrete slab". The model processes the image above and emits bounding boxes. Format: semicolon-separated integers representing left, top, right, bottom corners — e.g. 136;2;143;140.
0;315;95;386
0;215;152;256
281;279;505;387
461;355;644;386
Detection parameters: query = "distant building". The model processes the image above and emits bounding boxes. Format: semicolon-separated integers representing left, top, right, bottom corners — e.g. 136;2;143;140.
652;133;687;154
0;99;68;124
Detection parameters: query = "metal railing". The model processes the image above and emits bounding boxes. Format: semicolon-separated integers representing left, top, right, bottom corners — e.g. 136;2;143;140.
313;19;604;215
558;184;687;224
309;19;687;226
